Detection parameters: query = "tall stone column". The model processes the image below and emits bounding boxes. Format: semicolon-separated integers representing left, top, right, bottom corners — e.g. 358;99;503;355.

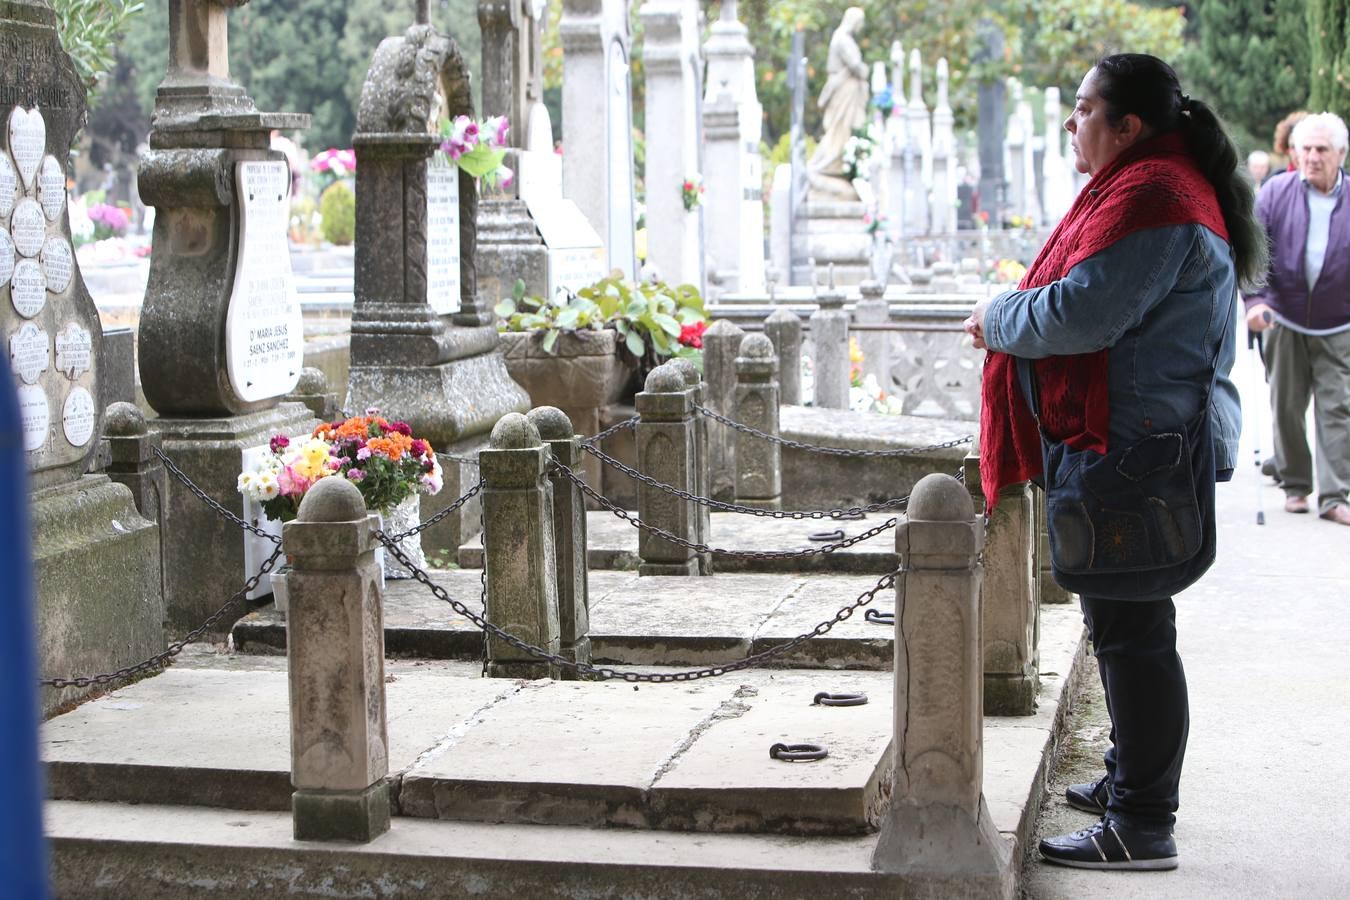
639;0;705;291
560;0;638;278
975;20;1007;228
526;406;591;671
733;334;781;509
853;280;890;392
1005;79;1028;223
635;365;699;575
668;358;711;574
701;0;763;296
964;455;1039;716
285;478;389;843
702;319;744;500
480;414;561;678
903;48;932;236
764;308;803;406
930;58;957;236
810;282;850;409
1041;87;1075;223
872;474;1011;894
348;22;529;559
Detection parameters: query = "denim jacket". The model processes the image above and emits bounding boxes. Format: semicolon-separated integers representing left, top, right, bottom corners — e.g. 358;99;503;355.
983;223;1241;476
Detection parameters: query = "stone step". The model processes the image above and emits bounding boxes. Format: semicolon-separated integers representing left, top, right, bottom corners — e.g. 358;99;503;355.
232;570;900;667
456;510;902;575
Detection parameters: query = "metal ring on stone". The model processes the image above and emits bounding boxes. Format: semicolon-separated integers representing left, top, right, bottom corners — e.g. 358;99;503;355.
864;609;895;626
831;510;866;521
813;691;868;707
808;529;845;542
769;742;829;762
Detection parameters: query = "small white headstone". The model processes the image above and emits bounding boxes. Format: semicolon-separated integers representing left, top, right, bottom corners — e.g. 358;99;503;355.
0;155;16;218
55;321;91;379
0;227;13;286
7;106;45;190
10;257;45;317
38;155;65;221
10;196;45;257
9;320;49;385
521;151;606;298
425;156;461;316
18;383;49;452
225;160;304;402
40;233;72;294
61;385;95;448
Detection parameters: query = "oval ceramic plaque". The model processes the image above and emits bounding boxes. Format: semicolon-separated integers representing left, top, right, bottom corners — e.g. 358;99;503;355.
55;321;91;379
0;227;13;287
62;386;95;448
0;155;15;219
11;196;45;257
38;155;65;221
10;258;45;317
8;107;46;190
40;233;72;294
9;320;49;385
18;383;49;453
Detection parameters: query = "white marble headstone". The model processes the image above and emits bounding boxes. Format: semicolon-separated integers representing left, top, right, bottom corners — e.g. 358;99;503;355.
224;160;304;403
425;156;461;316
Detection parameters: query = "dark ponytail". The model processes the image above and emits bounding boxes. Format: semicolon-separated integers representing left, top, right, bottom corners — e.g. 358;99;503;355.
1094;54;1269;293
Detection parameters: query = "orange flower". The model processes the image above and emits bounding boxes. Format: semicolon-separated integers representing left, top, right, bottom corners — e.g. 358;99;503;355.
367;433;413;461
336;416;376;439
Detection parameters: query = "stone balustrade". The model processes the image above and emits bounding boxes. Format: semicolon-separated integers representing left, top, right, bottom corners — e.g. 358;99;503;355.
733;334;781;510
635;364;701;575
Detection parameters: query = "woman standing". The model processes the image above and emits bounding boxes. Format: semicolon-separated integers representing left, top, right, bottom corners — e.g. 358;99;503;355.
965;54;1267;870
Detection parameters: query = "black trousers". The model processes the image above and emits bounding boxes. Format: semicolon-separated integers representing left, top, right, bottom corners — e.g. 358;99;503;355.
1080;595;1189;830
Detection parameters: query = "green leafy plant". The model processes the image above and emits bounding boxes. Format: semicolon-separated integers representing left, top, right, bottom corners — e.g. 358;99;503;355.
318;181;355;246
494;274;707;367
53;0;144;94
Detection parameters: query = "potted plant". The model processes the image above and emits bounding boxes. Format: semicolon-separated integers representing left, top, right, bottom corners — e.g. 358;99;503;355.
237;411;444;606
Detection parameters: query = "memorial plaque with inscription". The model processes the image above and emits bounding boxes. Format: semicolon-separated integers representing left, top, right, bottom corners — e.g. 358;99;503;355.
0;227;12;286
61;385;94;447
425;156;461;316
224;160;304;402
18;383;49;452
55;320;90;379
38;155;63;220
10;195;43;256
10;256;43;316
9;319;48;384
0;156;15;218
7;107;44;189
40;232;71;293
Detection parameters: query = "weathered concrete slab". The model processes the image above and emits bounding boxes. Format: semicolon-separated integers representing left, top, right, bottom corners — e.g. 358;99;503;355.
749;575;896;667
459;511;902;574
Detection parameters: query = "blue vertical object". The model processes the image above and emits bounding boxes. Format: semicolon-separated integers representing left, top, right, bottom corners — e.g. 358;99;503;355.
0;369;49;900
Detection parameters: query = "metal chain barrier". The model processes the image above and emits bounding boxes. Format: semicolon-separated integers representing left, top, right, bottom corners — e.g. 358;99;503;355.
40;547;283;690
582;441;927;519
581;414;639;447
153;445;282;544
383;478;485;544
552;459;897;559
695;403;973;458
379;532;898;683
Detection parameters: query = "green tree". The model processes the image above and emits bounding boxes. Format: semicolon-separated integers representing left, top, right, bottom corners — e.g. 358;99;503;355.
1181;0;1309;152
1308;0;1350;117
52;0;144;97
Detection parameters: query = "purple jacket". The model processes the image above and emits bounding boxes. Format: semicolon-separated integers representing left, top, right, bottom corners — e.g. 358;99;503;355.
1246;169;1350;331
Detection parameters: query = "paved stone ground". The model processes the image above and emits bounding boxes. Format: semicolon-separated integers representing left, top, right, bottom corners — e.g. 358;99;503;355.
1022;342;1350;898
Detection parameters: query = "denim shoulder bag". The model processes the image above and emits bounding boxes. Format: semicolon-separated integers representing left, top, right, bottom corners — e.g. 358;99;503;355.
1021;335;1223;602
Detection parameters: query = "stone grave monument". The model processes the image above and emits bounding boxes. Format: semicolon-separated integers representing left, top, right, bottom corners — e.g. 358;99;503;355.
347;11;530;556
560;0;638;280
929;58;957;235
1041;86;1075;223
476;0;607;307
768;28;811;286
975;20;1006;227
2;0;161;709
136;0;316;630
701;0;764;298
639;0;705;291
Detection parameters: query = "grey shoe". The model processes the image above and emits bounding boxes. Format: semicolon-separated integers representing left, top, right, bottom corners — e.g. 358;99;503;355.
1065;774;1110;814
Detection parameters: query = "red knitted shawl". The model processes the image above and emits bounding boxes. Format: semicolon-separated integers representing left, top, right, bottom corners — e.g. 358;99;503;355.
979;132;1229;511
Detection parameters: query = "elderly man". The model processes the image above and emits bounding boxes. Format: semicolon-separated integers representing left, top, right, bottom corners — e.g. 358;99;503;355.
1246;112;1350;525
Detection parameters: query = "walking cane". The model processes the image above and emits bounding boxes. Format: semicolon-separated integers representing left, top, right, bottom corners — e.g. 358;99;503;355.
1247;311;1272;525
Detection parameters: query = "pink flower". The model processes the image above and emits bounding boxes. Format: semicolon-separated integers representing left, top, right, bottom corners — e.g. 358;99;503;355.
356;446;372;461
269;435;290;454
411;439;429;458
389;421;412;436
442;137;468;161
277;465;311;497
347;468;365;482
484;115;510;148
499;165;515;190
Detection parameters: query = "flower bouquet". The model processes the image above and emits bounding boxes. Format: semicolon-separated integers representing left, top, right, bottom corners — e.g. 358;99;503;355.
440;115;514;190
681;174;705;211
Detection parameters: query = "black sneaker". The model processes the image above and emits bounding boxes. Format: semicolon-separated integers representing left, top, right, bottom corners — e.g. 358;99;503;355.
1039;818;1178;871
1065;774;1110;814
1261;457;1282;484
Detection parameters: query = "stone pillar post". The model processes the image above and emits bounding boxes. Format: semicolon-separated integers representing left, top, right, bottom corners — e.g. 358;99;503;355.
703;319;745;500
480;414;560;677
854;280;890;392
964;454;1039;716
872;474;1010;893
284;478;389;843
635;365;699;575
668;358;712;574
103;403;168;607
526;407;590;672
764;308;802;406
733;334;781;509
1034;484;1072;604
810;282;850;409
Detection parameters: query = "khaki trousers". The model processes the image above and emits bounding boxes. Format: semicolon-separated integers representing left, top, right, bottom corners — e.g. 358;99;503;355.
1264;324;1350;513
